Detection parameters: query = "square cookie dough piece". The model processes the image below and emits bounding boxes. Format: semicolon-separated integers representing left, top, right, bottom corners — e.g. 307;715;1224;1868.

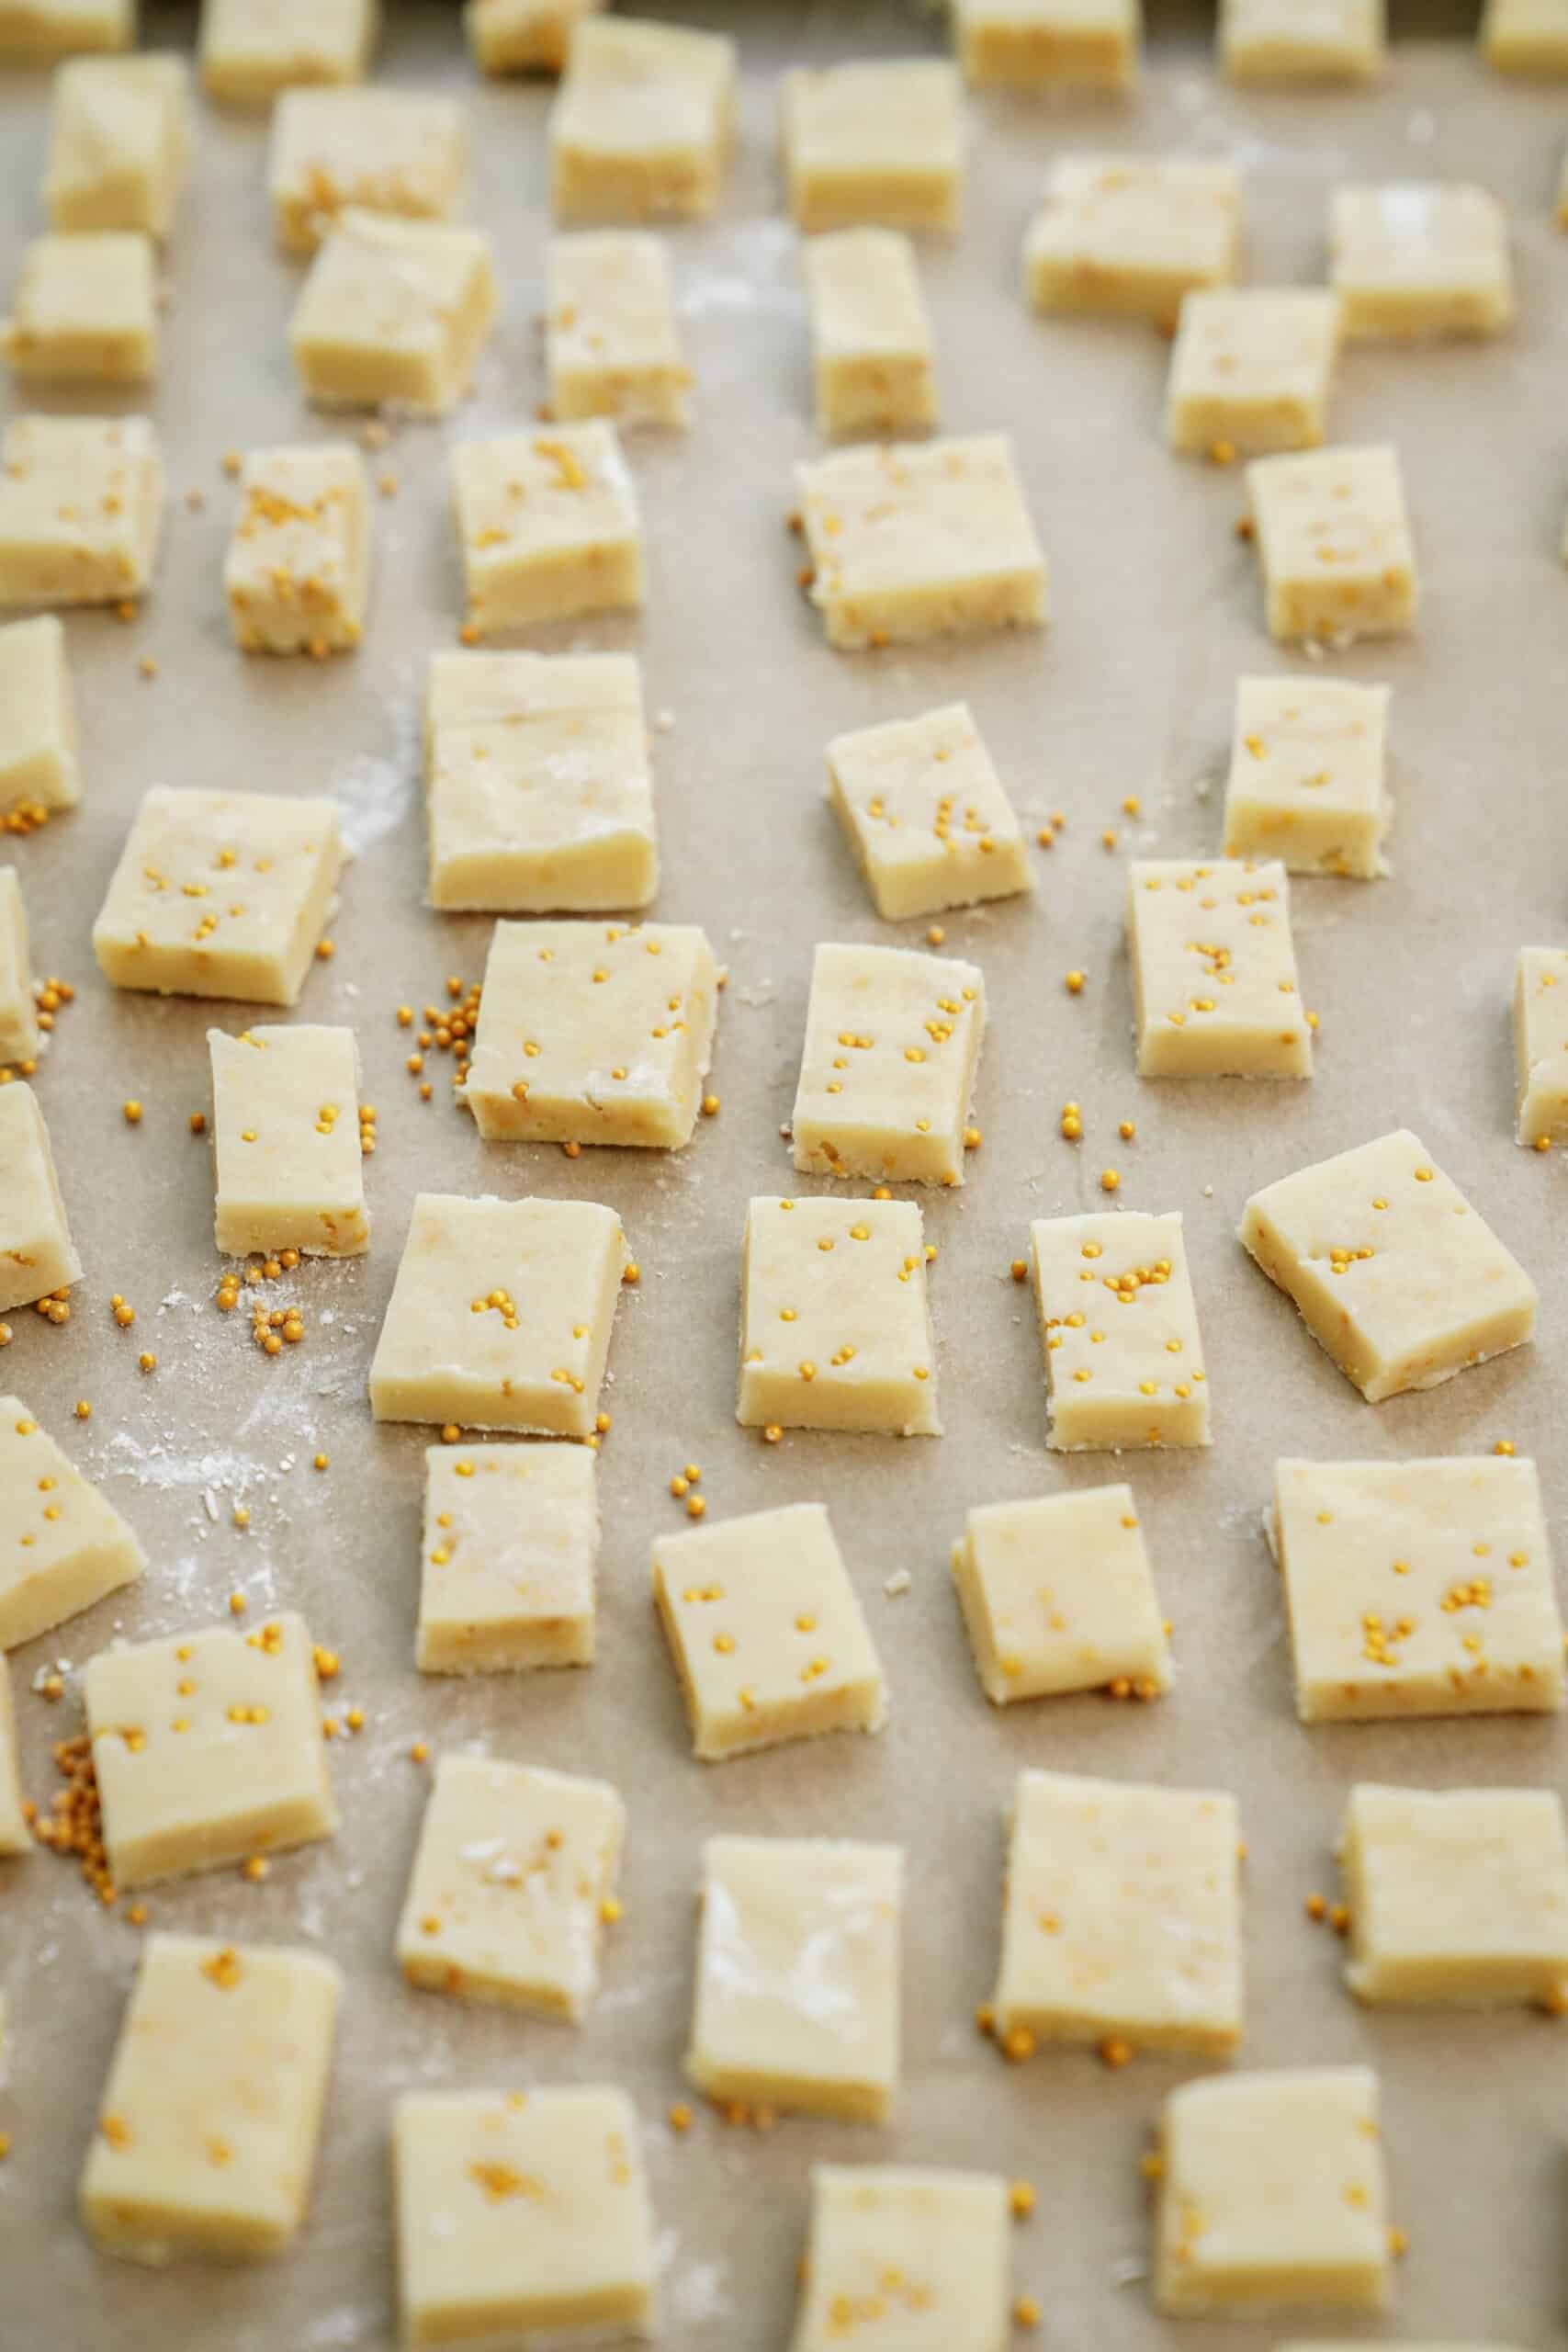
0;865;39;1064
1155;2067;1391;2314
0;616;79;813
792;940;987;1186
46;56;191;236
790;2166;1011;2352
827;702;1030;921
0;1660;28;1850
1272;1454;1564;1721
953;0;1141;90
739;1195;940;1436
1166;288;1340;458
0;1086;82;1317
396;1753;622;2017
804;228;936;440
270;88;468;255
394;2086;657;2346
453;422;643;634
994;1770;1241;2052
81;1934;341;2264
688;1835;902;2120
0;414;162;608
1515;944;1568;1145
2;232;156;386
1023;156;1242;330
425;650;657;911
1223;676;1390;877
1483;0;1568;71
797;434;1047;652
652;1500;887;1761
417;1441;596;1673
1247;444;1417;643
1221;0;1385;83
550;16;736;222
200;0;378;103
0;0;130;53
1330;184;1513;341
467;0;604;75
1241;1128;1536;1400
1032;1210;1210;1451
464;918;717;1148
952;1483;1170;1705
783;61;964;236
290;211;495;417
1128;858;1313;1079
0;1395;144;1649
84;1612;339;1887
93;787;344;1005
209;1023;367;1258
369;1192;626;1437
223;443;370;657
547;231;689;428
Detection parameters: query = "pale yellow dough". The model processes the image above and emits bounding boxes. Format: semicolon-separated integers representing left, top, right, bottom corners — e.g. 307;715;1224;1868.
1023;156;1242;329
951;1483;1170;1705
547;231;690;427
789;2166;1012;2352
452;421;644;633
0;1661;28;1851
783;61;964;235
549;16;736;222
209;1023;368;1257
289;210;496;416
2;232;156;385
466;0;604;75
1165;288;1340;457
1483;0;1568;72
738;1193;940;1437
0;616;79;812
0;414;162;608
827;701;1030;921
416;1441;597;1674
46;55;191;236
1223;675;1391;876
1514;944;1568;1144
269;87;468;254
0;0;130;54
953;0;1141;90
792;940;986;1186
0;865;39;1064
1221;0;1384;82
0;1395;145;1651
0;1086;82;1315
223;443;371;656
804;228;936;439
1031;1209;1210;1451
1247;443;1417;642
200;0;378;104
1128;858;1312;1079
1330;184;1513;340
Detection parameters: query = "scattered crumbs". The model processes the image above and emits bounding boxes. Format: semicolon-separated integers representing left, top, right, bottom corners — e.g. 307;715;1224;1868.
884;1568;912;1598
654;708;676;732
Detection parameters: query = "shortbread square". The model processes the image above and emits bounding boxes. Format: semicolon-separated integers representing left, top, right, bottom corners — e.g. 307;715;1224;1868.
1155;2068;1391;2314
952;1484;1170;1706
0;616;79;813
1221;0;1384;82
1483;0;1568;72
0;1395;144;1650
200;0;378;103
790;2167;1012;2352
80;1934;341;2264
453;422;643;634
209;1023;367;1258
1023;155;1242;329
84;1611;339;1887
290;211;495;416
223;443;371;656
270;87;468;254
954;0;1141;89
1247;444;1417;643
550;16;736;222
994;1770;1241;2052
1241;1129;1536;1400
547;231;689;428
0;1661;28;1851
46;55;191;236
396;1754;623;2018
3;232;156;385
0;1086;82;1316
1515;945;1568;1145
739;1195;940;1437
792;941;987;1187
0;865;39;1064
425;650;658;911
688;1835;902;2120
804;228;936;439
1166;288;1339;458
827;702;1029;921
93;786;344;1005
1331;184;1513;340
394;2086;657;2346
1223;676;1391;877
369;1192;626;1437
0;414;162;608
797;434;1047;651
0;0;131;54
652;1500;887;1761
1127;858;1313;1079
1032;1210;1210;1451
783;61;964;236
464;918;717;1148
1272;1454;1564;1722
467;0;603;75
417;1441;597;1674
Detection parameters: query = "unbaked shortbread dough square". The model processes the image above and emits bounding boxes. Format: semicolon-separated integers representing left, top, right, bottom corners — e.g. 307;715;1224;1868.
688;1834;902;2120
0;1660;28;1851
223;443;371;657
547;231;690;428
1514;944;1568;1145
827;702;1030;921
1023;155;1242;329
369;1192;626;1437
80;1934;341;2265
46;56;191;236
804;228;936;440
84;1611;339;1887
0;1394;144;1650
1166;288;1340;457
200;0;378;103
0;1085;82;1316
1482;0;1568;72
2;232;156;385
994;1770;1241;2052
1240;1129;1536;1400
953;0;1141;89
797;434;1047;651
783;61;964;236
466;0;604;75
1221;0;1384;83
1155;2067;1391;2314
0;414;162;608
791;940;986;1186
0;0;131;54
1031;1210;1210;1451
269;87;468;254
209;1023;367;1257
739;1194;940;1436
417;1441;597;1674
393;2086;658;2346
1247;443;1417;643
0;865;39;1065
452;422;643;634
290;210;496;416
425;650;658;912
652;1500;887;1761
1330;184;1513;340
1272;1454;1564;1722
1223;676;1391;877
0;616;79;812
952;1483;1171;1705
789;2166;1012;2352
1127;858;1313;1079
549;16;736;222
93;786;344;1006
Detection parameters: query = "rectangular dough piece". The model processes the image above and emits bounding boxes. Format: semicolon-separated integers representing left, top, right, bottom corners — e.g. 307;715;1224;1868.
1330;184;1513;341
0;616;79;813
1220;0;1385;83
1271;1454;1564;1722
209;1023;367;1257
547;231;690;428
0;414;162;609
0;1394;144;1650
792;939;986;1186
200;0;378;103
223;443;371;656
952;1483;1170;1705
0;1660;28;1850
789;2167;1011;2352
1031;1210;1210;1451
0;0;130;51
739;1194;940;1436
46;55;191;236
2;232;156;386
782;61;965;236
804;227;937;439
464;917;717;1148
452;422;643;633
1482;0;1568;71
93;786;344;1005
827;701;1030;920
796;434;1047;651
417;1441;597;1674
549;16;737;222
80;1934;341;2265
1247;444;1417;643
1240;1128;1536;1400
290;210;495;416
0;865;39;1064
994;1770;1242;2053
1166;288;1340;458
0;1086;82;1317
953;0;1141;89
269;87;468;254
1127;857;1313;1079
1223;675;1391;877
687;1835;902;2121
369;1192;626;1438
425;649;658;912
1023;156;1243;329
1515;944;1568;1145
466;0;604;75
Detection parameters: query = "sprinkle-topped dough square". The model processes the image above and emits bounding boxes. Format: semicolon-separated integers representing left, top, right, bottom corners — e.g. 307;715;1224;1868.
994;1770;1242;2053
84;1611;339;1888
792;941;987;1186
1515;946;1568;1146
953;0;1142;89
209;1023;367;1257
0;865;39;1065
467;0;604;75
0;414;162;609
688;1835;902;2120
0;1396;144;1651
827;702;1030;922
652;1501;887;1761
2;232;156;385
804;228;936;439
1031;1210;1210;1451
1155;2068;1391;2314
783;61;964;236
369;1192;626;1437
93;786;344;1006
1166;289;1340;458
1127;858;1312;1080
0;1662;28;1851
0;1;132;55
1272;1455;1563;1721
396;1754;623;2018
1223;677;1391;877
547;232;689;429
417;1441;597;1674
549;16;736;222
46;55;191;236
796;435;1047;652
952;1484;1170;1705
0;1086;81;1316
790;2166;1012;2352
1240;1128;1536;1400
739;1195;940;1436
1483;0;1568;72
289;211;495;416
223;443;371;656
80;1935;342;2264
425;650;658;912
200;0;379;103
1221;0;1385;82
0;616;79;813
269;88;468;254
452;422;643;635
1023;156;1242;329
1247;444;1417;644
1330;184;1513;340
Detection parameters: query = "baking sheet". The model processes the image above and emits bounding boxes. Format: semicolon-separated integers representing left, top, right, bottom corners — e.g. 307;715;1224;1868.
6;4;1568;2346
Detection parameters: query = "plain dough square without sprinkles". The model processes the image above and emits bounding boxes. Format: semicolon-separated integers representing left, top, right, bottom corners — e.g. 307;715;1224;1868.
1022;155;1242;329
453;422;643;635
739;1195;940;1437
1031;1209;1211;1451
0;1662;28;1851
1;232;157;386
1514;945;1568;1146
223;442;372;656
0;865;39;1064
1165;288;1341;458
954;0;1142;90
1223;676;1391;878
468;0;605;76
0;1394;145;1651
0;616;79;812
1221;0;1385;83
792;940;986;1186
200;0;379;104
548;15;736;222
1330;183;1513;340
1483;0;1568;71
789;2166;1012;2352
288;211;496;417
547;230;690;428
951;1483;1171;1705
1247;443;1417;644
0;414;162;609
209;1023;368;1258
804;227;937;440
0;1084;82;1317
826;702;1031;921
417;1440;597;1675
782;60;965;235
0;0;133;58
45;55;192;238
1127;857;1313;1079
